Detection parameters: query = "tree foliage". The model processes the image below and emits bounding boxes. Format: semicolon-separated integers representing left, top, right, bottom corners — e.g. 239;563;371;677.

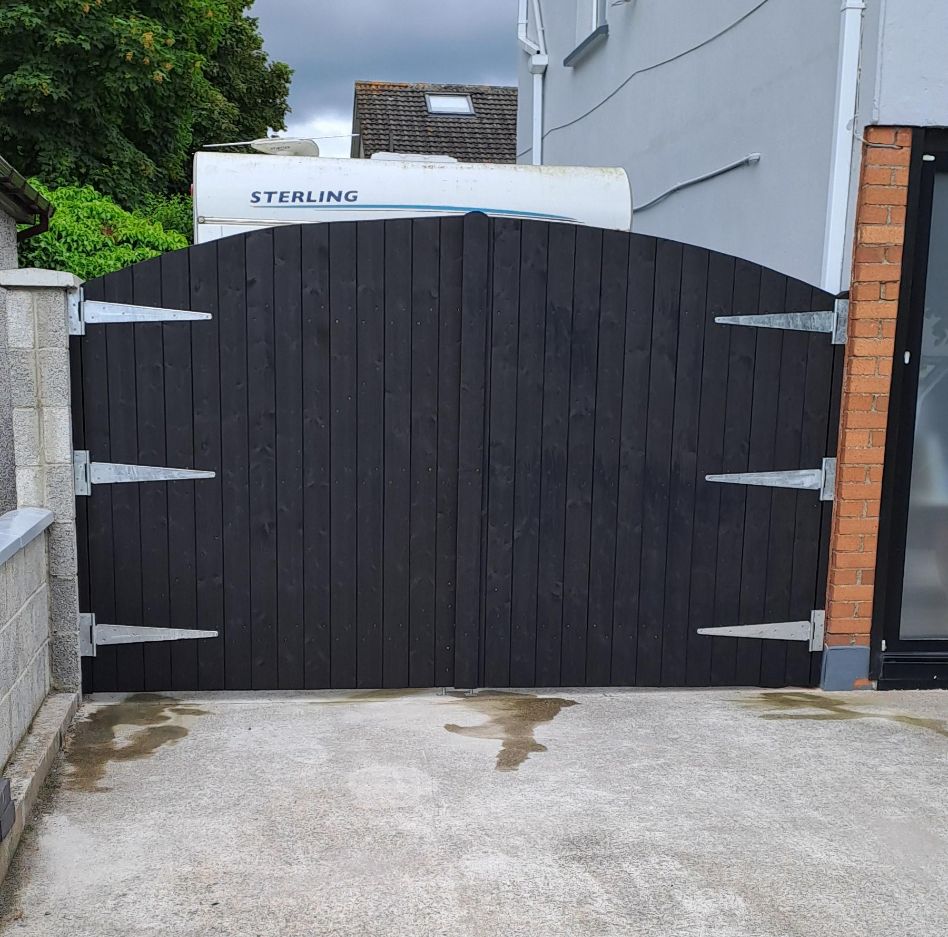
192;3;292;151
0;1;290;207
140;191;193;240
19;181;188;280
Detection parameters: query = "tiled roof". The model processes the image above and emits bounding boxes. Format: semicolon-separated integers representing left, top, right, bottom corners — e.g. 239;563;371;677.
351;81;517;163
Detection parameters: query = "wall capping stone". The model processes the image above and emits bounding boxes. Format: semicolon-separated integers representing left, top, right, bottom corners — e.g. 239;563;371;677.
0;508;53;567
0;269;82;290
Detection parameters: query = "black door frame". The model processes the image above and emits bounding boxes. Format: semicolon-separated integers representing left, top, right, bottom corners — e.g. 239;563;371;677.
873;129;948;688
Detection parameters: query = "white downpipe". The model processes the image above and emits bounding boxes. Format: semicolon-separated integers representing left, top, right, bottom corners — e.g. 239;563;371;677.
532;71;545;166
822;0;865;295
521;0;548;165
518;0;539;54
531;0;547;56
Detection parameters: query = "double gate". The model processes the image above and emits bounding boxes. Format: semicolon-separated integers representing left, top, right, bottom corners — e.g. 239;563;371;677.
73;214;841;692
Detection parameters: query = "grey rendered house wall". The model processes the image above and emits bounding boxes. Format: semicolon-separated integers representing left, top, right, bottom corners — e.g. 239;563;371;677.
517;0;842;288
841;0;948;295
518;1;948;291
858;0;948;127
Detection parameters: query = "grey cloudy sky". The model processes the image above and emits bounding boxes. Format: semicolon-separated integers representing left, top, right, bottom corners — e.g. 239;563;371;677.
251;0;518;156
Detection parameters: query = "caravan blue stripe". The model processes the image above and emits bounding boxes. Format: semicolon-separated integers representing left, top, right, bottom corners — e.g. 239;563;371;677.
251;203;575;222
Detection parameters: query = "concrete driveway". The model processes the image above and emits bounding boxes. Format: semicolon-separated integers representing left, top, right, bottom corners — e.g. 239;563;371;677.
0;688;946;937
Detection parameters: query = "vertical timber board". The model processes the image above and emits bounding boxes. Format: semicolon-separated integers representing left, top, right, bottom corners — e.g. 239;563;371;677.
763;276;810;686
560;226;602;686
301;224;332;688
786;293;826;688
382;219;412;687
408;219;441;686
356;221;385;688
686;251;734;686
218;234;252;689
509;221;548;687
134;257;171;690
80;276;117;691
785;282;834;687
661;245;709;686
329;223;358;688
610;235;655;685
434;218;464;686
69;311;91;689
162;247;199;690
454;213;490;688
484;219;520;687
636;240;683;686
190;239;225;690
710;259;759;686
815;327;844;685
534;223;576;686
106;263;145;691
274;226;305;688
246;229;278;688
585;230;628;686
737;268;785;687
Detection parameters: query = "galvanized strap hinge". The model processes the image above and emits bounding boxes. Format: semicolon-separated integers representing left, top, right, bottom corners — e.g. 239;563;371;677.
79;613;218;657
67;287;212;336
715;297;849;345
706;457;836;501
698;610;825;652
73;450;215;496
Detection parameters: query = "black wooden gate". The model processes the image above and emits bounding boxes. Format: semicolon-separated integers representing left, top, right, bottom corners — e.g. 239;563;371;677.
73;215;841;692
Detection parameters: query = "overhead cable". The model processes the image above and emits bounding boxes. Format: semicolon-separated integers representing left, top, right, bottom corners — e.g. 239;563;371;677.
518;0;773;157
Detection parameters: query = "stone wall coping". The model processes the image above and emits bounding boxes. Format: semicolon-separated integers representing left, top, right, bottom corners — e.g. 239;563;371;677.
0;269;82;290
0;508;53;566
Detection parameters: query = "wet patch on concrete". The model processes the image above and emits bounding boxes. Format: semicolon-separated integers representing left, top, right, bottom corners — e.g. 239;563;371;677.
742;691;948;739
309;688;435;705
444;692;577;772
65;694;208;793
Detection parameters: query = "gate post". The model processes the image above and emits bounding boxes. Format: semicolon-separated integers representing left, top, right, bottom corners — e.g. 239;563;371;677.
1;268;82;692
822;128;912;690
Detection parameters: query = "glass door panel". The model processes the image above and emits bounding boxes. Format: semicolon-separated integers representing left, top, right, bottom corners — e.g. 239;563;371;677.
899;171;948;639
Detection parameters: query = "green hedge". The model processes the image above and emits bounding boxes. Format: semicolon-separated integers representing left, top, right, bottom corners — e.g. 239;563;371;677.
19;182;190;280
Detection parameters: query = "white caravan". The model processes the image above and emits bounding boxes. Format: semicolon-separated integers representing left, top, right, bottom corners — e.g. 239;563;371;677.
192;151;633;243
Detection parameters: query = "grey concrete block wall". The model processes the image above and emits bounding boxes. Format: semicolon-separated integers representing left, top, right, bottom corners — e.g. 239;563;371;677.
0;212;17;516
0;269;83;694
0;534;51;769
0;214;15;270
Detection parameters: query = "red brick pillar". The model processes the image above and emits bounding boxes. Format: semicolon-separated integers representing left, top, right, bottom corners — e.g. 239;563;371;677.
822;127;912;689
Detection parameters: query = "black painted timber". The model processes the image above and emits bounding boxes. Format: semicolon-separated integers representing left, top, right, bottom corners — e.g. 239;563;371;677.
76;216;840;691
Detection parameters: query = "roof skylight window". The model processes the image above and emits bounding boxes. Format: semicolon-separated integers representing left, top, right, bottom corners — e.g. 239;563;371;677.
425;93;475;115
